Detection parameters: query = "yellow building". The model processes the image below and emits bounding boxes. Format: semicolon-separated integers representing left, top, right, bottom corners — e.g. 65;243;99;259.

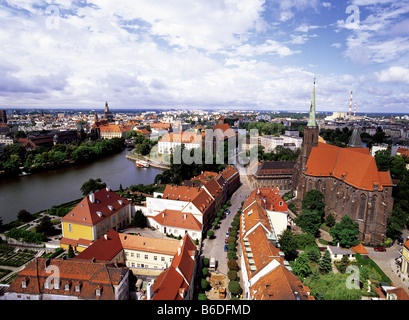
401;240;409;275
60;187;131;252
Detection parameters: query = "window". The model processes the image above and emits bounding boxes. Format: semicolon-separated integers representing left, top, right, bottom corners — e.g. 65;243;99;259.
358;194;366;220
65;284;70;291
137;253;140;258
161;257;165;262
154;256;157;261
131;252;134;257
308;179;312;191
113;215;116;223
68;224;72;232
145;255;148;260
370;196;377;222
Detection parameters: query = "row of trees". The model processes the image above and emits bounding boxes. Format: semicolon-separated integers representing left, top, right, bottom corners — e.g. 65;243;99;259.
154;145;226;185
0;137;125;176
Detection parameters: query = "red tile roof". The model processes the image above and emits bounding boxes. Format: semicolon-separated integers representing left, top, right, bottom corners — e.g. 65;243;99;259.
5;258;128;300
162;185;201;201
305;142;392;191
61;188;130;226
151;210;202;231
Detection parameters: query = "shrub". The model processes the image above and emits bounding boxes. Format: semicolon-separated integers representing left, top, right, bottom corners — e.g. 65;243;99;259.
202;267;208;277
227;270;237;281
228;281;242;295
207;230;214;239
201;278;209;291
227;251;237;260
203;257;209;267
227;259;238;271
198;293;207;300
227;242;236;251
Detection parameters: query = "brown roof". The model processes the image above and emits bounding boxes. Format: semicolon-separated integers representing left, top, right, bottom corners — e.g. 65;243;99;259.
61;188;130;226
5;258;128;300
251;264;314;300
305;142;392;191
212;123;236;139
245;187;288;212
351;243;368;255
162;185;201;201
151;210;202;231
152;234;196;300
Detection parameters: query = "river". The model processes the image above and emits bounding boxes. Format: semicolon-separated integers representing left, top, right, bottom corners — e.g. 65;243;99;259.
0;149;163;223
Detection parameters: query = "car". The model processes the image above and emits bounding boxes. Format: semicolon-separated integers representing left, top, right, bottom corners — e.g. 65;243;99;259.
226;232;229;237
225;238;229;244
226;210;230;215
398;237;404;245
374;246;386;252
224;244;228;252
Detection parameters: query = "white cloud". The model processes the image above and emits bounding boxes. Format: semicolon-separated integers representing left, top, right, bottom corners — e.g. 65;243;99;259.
375;66;409;84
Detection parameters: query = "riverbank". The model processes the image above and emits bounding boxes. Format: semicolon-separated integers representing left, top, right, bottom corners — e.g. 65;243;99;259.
0;149;163;224
125;152;170;170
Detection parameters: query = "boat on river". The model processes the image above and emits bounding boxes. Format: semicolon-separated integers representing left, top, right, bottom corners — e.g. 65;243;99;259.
135;160;149;168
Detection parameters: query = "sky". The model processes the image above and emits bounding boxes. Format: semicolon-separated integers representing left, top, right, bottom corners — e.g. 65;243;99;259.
0;0;409;113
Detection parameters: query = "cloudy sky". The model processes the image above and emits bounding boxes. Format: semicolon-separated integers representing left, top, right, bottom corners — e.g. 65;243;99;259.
1;0;409;113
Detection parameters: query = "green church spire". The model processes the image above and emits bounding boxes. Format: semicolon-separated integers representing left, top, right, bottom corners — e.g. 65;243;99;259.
307;78;317;127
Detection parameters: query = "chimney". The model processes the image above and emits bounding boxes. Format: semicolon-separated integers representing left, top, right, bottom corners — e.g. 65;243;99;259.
104;234;108;240
89;193;95;203
106;186;111;192
184;214;187;220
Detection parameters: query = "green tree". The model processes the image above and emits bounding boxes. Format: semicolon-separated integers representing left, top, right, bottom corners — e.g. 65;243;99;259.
132;209;147;228
67;244;75;258
278;228;298;260
302;190;325;221
36;215;55;236
80;178;106;196
319;250;333;274
228;281;242;296
338;254;350;274
292;252;312;278
17;209;34;222
294;209;322;237
325;213;336;228
329;215;360;248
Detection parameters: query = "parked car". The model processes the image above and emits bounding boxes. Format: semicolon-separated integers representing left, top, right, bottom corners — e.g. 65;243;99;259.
226;210;230;215
374;246;386;252
226;232;229;237
224;244;228;252
225;238;229;244
398;237;404;245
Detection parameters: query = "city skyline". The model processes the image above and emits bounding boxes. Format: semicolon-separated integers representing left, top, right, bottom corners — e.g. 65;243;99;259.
1;1;409;112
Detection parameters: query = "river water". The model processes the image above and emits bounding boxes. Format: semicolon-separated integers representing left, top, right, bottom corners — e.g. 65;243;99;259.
0;149;163;223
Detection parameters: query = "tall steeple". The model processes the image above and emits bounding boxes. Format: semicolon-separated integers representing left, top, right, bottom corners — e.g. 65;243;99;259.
307;78;317;127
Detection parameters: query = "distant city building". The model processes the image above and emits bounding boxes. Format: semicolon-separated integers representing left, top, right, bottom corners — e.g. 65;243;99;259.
104;102;114;121
250;161;296;192
0;109;7;123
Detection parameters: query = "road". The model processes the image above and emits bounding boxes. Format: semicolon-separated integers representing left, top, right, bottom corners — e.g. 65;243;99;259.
201;166;252;275
367;229;409;296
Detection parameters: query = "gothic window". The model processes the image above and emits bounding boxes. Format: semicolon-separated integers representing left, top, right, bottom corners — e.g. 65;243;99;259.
358;194;366;220
317;180;321;192
308;179;312;191
370;196;377;222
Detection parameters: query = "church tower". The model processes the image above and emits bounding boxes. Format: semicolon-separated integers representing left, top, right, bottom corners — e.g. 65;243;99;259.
301;79;319;170
292;79;320;203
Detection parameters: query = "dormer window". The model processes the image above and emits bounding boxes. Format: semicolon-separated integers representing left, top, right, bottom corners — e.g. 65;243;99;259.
96;285;102;297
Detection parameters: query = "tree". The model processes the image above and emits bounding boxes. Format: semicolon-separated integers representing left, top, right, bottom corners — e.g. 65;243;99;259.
80;178;106;196
132;209;147;228
228;281;242;295
302;190;325;221
207;230;214;239
325;213;336;228
227;259;238;271
329;215;360;248
319;250;333;274
227;270;237;281
278;228;298;260
36;215;55;236
294;210;322;237
338;254;350;274
292;252;312;278
17;209;34;222
201;278;209;291
67;244;75;258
